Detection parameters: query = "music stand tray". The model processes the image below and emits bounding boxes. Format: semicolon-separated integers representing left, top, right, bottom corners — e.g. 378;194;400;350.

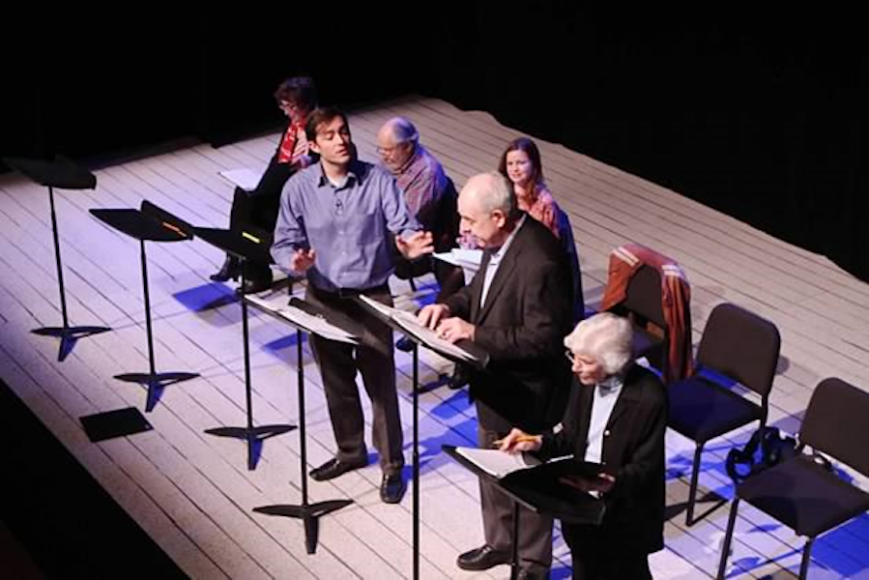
90;203;199;412
443;445;605;579
194;226;295;470
4;156;110;361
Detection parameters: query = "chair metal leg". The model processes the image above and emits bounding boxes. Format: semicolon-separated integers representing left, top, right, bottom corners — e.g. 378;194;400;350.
799;537;815;580
717;498;740;580
686;443;705;526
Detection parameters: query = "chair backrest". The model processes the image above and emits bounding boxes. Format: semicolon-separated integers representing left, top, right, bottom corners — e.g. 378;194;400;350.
801;377;869;478
433;176;460;253
696;303;780;397
622;265;666;329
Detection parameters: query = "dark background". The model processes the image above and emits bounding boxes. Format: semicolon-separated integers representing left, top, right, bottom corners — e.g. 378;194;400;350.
2;7;866;284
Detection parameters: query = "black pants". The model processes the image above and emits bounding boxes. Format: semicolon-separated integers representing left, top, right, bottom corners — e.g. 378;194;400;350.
562;524;651;580
305;285;404;476
477;424;553;576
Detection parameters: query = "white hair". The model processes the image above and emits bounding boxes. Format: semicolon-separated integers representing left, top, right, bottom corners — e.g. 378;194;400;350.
564;312;634;376
387;117;419;146
474;171;518;217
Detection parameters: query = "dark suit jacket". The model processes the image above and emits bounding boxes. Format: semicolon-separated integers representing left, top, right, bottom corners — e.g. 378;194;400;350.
541;364;667;554
444;216;574;433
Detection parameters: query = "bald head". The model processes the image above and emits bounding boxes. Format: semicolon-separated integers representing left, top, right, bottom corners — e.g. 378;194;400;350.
457;172;519;248
377;117;418;172
460;172;517;216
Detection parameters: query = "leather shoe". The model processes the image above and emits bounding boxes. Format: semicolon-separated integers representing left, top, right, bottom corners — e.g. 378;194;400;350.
396;336;414;352
447;364;470;390
309;457;367;482
210;255;241;282
517;568;549;580
456;544;510;571
236;275;273;295
380;473;406;504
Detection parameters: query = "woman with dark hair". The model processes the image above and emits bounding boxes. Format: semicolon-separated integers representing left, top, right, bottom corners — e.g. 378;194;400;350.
211;76;317;294
498;137;586;322
497;137;561;238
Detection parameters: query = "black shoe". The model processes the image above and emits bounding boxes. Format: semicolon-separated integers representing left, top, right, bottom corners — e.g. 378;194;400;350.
380;473;406;504
456;544;510;571
448;365;470;390
516;569;549;580
396;336;414;352
309;457;367;482
210;255;241;282
236;275;273;295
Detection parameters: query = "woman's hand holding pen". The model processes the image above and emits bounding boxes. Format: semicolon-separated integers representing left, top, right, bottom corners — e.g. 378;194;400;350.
496;428;543;454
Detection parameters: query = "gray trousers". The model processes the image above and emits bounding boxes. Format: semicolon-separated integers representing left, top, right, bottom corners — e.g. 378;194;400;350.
306;285;404;476
478;423;553;575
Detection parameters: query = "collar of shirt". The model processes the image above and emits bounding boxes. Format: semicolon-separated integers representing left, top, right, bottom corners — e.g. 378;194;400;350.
316;159;364;190
597;373;624;394
394;144;422;176
487;213;527;265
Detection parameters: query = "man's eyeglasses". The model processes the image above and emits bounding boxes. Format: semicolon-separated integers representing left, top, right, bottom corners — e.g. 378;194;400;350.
376;145;399;155
564;350;576;364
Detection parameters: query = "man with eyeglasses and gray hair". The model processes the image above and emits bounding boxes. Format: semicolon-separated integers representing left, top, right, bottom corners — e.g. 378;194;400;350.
377;117;464;291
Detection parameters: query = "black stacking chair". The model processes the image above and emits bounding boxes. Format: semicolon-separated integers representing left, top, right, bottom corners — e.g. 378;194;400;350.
611;265;668;373
717;378;869;580
668;302;781;525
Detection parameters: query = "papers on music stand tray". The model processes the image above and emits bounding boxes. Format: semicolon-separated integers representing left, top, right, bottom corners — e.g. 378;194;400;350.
246;294;358;344
455;447;542;478
357;295;477;362
219;168;261;192
434;248;483;268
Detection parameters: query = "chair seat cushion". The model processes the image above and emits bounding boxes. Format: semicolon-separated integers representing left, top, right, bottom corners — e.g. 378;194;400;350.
668;377;763;442
737;456;869;537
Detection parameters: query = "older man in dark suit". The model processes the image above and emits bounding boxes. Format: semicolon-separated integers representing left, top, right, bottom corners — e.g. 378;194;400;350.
419;171;574;579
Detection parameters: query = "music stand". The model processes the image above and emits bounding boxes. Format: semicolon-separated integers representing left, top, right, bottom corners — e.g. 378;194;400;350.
248;295;359;553
90;203;200;412
443;445;606;580
4;156;111;361
194;226;296;470
354;296;488;580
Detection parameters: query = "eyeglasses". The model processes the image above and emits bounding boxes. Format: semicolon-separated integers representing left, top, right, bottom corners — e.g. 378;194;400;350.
376;145;399;155
564;350;576;364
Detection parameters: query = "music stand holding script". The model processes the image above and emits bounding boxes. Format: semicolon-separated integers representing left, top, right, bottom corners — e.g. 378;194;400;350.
248;295;359;554
355;295;488;580
90;203;200;412
194;227;296;470
443;445;606;580
5;156;111;361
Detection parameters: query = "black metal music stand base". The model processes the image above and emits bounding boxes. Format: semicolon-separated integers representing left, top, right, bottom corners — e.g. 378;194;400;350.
204;424;296;471
115;371;200;413
32;325;111;362
254;499;354;554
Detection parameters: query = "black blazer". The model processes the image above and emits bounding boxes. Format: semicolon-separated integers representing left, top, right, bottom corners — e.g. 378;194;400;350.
444;216;574;433
541;364;668;554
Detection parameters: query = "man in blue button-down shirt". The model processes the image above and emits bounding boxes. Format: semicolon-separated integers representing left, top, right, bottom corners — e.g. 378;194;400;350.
272;107;432;503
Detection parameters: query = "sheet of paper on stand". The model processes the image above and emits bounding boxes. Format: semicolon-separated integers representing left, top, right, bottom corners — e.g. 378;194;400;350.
357;295;477;361
433;248;483;269
455;447;542;478
219;168;262;192
245;294;359;343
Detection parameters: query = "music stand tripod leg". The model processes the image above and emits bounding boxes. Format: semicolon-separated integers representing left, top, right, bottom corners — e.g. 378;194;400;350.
33;185;110;361
253;328;352;554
